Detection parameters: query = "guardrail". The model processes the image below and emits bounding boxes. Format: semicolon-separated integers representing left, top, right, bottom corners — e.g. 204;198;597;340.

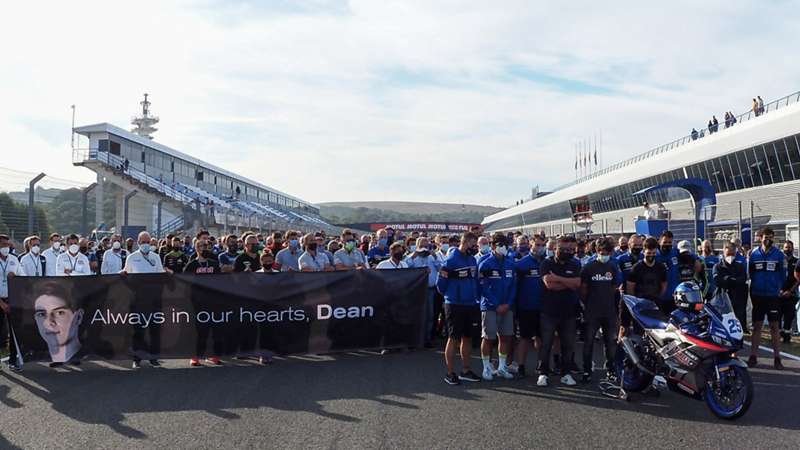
554;90;800;191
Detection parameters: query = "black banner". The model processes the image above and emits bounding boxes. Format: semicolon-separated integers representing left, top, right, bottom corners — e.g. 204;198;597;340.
8;269;427;363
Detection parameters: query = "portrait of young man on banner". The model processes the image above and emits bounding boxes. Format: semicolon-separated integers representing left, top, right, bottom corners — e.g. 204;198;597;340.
32;282;84;363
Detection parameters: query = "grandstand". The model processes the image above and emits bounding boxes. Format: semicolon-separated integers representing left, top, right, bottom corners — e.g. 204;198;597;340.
482;90;800;244
71;121;336;238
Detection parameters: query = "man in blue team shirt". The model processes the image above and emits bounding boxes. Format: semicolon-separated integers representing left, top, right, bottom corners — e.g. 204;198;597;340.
537;235;582;387
616;235;643;283
437;232;482;385
656;230;680;313
748;227;786;370
514;236;544;378
367;228;390;267
699;240;719;298
218;234;239;273
613;235;629;259
477;233;517;381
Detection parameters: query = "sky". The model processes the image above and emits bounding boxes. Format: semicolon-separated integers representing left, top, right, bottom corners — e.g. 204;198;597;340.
1;1;799;207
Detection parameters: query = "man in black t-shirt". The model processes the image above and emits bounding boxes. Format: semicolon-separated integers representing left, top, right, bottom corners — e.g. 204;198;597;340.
621;237;667;338
780;241;798;343
537;235;582;387
185;239;223;366
234;235;262;273
184;240;221;275
580;238;622;382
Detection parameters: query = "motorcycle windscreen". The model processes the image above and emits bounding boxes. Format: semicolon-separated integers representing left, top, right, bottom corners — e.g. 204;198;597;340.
707;291;743;340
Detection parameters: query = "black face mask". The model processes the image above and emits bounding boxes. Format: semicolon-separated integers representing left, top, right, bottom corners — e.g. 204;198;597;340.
467;247;478;256
762;239;773;248
392;251;404;260
419;250;430;257
228;244;238;253
645;255;656;264
79;247;88;255
784;250;793;257
307;243;318;252
200;250;214;259
661;244;673;253
620;245;629;252
631;247;643;257
558;251;574;262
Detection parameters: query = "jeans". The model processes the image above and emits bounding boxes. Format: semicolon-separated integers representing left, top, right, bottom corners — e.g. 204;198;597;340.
582;316;616;372
538;313;576;376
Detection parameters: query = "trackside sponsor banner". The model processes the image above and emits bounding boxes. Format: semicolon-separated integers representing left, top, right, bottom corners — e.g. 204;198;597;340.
9;270;427;363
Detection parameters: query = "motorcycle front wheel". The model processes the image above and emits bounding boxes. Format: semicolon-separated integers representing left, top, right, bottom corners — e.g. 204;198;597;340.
613;345;653;392
704;365;753;420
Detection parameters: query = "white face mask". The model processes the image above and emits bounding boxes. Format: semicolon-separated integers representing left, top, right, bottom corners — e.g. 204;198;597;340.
496;245;508;256
140;243;151;254
52;242;62;251
0;247;9;257
112;241;121;250
597;254;610;263
68;244;80;255
30;245;40;255
725;255;734;264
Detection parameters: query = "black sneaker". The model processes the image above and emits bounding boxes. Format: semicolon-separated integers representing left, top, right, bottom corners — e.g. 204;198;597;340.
149;359;161;367
746;355;757;368
459;370;481;382
444;373;460;385
517;365;526;378
581;371;592;383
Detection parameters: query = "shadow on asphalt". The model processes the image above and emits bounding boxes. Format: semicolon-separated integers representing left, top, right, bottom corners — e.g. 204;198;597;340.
0;346;798;439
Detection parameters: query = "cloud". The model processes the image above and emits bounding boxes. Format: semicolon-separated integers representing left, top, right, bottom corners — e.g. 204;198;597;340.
1;1;797;207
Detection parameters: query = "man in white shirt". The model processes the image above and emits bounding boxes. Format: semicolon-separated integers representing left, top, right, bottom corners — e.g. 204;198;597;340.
299;233;333;272
19;235;46;277
0;234;23;370
124;231;164;369
376;242;409;269
123;231;165;274
101;235;128;274
41;233;63;277
643;202;656;220
55;234;92;276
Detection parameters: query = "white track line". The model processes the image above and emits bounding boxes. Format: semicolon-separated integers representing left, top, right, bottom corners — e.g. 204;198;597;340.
742;341;800;361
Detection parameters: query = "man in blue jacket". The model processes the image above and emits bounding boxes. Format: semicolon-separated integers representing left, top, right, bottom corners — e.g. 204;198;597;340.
656;230;680;312
437;232;482;385
477;233;517;381
514;241;544;378
748;227;786;370
616;235;643;283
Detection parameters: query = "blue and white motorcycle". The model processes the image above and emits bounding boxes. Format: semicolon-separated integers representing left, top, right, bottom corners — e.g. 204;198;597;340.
612;282;753;420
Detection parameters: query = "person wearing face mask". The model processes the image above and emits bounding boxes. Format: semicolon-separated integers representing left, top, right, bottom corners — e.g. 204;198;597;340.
368;228;391;268
475;236;492;265
713;242;749;334
656;230;680;305
404;237;441;348
101;235;128;274
616;235;643;283
779;240;798;343
579;238;621;383
476;233;517;381
55;234;92;277
299;233;333;272
623;237;668;339
41;233;63;277
676;240;704;288
376;242;408;269
748;227;785;370
94;237;110;273
217;234;240;273
0;234;23;370
513;234;545;378
334;229;368;270
699;239;719;299
545;238;557;260
512;235;530;262
19;235;47;278
531;235;547;263
437;232;482;385
123;231;165;369
536;235;582;387
184;238;224;366
275;230;302;272
613;235;629;258
234;235;262;273
163;236;190;274
125;238;135;254
314;233;334;267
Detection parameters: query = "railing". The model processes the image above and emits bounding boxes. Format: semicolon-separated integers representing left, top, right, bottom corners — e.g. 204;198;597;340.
553;90;800;192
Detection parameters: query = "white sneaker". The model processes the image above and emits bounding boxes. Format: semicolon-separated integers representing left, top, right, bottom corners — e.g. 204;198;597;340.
561;374;577;386
536;375;549;386
495;366;514;379
507;362;519;374
482;366;494;381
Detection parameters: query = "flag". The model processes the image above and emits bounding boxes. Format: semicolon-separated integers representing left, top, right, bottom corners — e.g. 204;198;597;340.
594;149;597;165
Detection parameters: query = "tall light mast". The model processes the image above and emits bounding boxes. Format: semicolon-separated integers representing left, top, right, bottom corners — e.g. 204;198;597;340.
131;93;159;139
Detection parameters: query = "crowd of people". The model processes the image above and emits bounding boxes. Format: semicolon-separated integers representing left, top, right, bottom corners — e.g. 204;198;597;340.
0;225;797;383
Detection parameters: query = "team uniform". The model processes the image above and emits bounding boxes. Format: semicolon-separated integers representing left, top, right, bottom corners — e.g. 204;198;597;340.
749;246;786;325
18;251;46;277
537;256;581;378
515;254;543;339
55;251;92;276
580;258;621;374
101;249;128;274
478;254;516;338
436;249;480;340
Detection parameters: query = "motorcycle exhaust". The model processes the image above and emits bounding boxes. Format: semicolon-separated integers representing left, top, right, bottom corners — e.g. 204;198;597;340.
621;337;655;376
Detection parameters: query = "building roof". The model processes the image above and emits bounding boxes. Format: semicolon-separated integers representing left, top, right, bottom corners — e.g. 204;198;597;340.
482;95;800;226
74;122;311;206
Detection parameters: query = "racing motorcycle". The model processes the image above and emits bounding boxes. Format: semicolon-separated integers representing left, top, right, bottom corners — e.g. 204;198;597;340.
612;282;753;420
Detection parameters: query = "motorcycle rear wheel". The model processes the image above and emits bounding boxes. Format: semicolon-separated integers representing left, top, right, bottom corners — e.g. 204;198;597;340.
704;365;753;420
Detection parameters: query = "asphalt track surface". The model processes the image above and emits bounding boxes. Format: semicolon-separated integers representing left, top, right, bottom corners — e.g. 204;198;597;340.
0;343;798;449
